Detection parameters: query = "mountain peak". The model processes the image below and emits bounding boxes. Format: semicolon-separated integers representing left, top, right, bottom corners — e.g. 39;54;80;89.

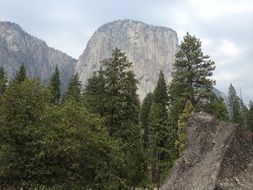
0;21;76;89
76;20;178;100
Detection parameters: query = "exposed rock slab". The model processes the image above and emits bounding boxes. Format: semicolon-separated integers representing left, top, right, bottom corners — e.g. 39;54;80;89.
161;112;253;190
75;19;178;100
0;21;76;89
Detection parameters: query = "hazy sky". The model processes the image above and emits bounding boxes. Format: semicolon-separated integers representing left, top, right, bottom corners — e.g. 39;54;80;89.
0;0;253;103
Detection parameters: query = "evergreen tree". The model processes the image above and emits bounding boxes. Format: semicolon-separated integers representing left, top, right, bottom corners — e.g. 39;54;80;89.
204;93;229;121
49;66;61;104
169;33;215;127
0;66;7;96
83;69;106;116
140;93;153;154
227;83;243;124
0;79;51;189
64;73;82;102
101;48;140;139
14;63;27;83
176;100;194;156
148;71;175;188
42;100;126;189
0;79;126;189
84;48;146;188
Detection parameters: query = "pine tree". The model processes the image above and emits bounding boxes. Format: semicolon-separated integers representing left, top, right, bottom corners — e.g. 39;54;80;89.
204;93;229;121
227;83;243;124
0;66;7;96
169;33;215;126
64;73;82;102
140;93;153;154
168;33;215;160
14;63;27;83
84;48;145;188
101;48;140;138
176;100;194;156
83;69;106;116
49;66;61;104
247;101;253;132
148;71;175;189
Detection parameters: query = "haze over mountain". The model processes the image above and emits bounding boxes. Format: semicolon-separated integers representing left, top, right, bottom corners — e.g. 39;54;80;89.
0;20;226;100
75;19;178;100
0;21;76;89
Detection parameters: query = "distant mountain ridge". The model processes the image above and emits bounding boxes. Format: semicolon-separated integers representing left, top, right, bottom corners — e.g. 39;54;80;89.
0;20;226;100
0;21;76;89
75;19;178;100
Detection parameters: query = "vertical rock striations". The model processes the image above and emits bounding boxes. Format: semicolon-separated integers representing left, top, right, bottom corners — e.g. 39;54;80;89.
75;19;178;100
0;21;76;89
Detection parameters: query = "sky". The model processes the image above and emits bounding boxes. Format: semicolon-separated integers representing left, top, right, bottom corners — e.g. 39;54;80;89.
0;0;253;103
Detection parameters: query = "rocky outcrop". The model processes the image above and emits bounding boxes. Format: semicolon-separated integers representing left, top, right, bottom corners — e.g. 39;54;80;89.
162;112;253;190
0;21;76;89
75;19;178;100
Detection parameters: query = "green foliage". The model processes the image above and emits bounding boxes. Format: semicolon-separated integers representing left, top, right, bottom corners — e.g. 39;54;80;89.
84;48;146;188
168;33;216;163
49;66;61;104
14;63;27;83
101;48;140;138
0;79;126;189
169;33;215;126
41;100;126;189
64;73;82;102
247;101;253;132
176;100;194;156
148;71;175;188
227;83;247;126
83;69;106;115
204;93;229;121
0;79;51;189
140;93;153;154
0;67;7;96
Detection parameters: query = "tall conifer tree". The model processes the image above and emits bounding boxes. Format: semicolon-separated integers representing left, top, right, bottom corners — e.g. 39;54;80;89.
169;33;215;148
64;73;82;102
14;64;27;83
140;93;153;153
84;48;146;188
227;83;247;126
0;66;7;96
148;71;175;188
49;66;61;104
83;69;106;115
227;84;242;123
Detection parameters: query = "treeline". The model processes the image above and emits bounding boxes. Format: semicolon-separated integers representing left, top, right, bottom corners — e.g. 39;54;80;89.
0;33;252;190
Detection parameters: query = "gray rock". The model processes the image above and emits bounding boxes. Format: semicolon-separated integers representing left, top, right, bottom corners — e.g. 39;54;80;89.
161;112;253;190
75;19;178;100
0;21;76;89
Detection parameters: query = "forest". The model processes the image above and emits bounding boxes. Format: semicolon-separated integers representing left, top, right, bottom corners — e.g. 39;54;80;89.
0;33;252;190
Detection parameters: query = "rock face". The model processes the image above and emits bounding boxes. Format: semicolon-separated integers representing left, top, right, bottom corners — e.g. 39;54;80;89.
75;19;178;100
162;112;253;190
0;21;76;89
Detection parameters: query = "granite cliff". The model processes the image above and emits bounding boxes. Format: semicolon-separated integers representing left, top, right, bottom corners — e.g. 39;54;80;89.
75;19;178;100
161;112;253;190
0;21;76;89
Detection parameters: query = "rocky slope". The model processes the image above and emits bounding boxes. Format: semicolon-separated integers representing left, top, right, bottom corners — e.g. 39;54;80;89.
0;21;76;89
161;112;253;190
75;19;178;100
